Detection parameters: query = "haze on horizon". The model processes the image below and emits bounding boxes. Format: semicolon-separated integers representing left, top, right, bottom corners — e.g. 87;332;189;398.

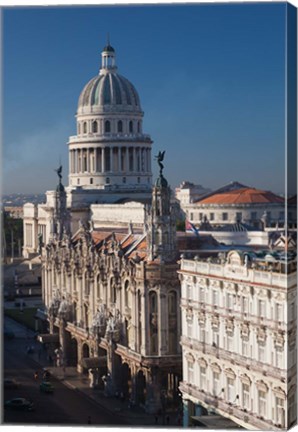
3;4;289;196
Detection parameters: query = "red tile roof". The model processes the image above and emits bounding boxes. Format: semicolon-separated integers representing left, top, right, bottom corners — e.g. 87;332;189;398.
196;188;284;205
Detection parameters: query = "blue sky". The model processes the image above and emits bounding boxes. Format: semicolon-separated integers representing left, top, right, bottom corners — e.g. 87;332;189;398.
3;3;287;195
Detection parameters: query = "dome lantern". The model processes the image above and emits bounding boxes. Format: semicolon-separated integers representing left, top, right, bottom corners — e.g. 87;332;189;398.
100;39;117;73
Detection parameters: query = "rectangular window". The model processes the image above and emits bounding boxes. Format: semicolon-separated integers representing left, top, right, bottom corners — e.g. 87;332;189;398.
212;329;219;347
279;211;285;220
258;344;265;362
227;293;234;309
190;212;194;221
275;397;285;427
242;383;250;410
187;361;194;383
210;212;215;221
200;367;206;390
199;212;203;220
275;303;283;322
242;296;249;314
258;390;267;417
276;350;283;368
187;321;192;339
236;212;242;222
212;289;218;306
186;284;192;300
227;377;235;402
227;334;233;352
200;327;206;343
222;212;228;221
258;300;266;318
213;371;220;395
242;339;249;357
251;211;257;220
200;287;205;303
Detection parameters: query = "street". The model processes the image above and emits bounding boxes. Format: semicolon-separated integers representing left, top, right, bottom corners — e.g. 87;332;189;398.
3;324;127;426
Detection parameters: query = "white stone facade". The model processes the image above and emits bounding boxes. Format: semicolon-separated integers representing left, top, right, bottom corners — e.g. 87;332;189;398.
179;250;297;430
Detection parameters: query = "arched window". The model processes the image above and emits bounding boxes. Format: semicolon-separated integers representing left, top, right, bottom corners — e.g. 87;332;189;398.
83;122;87;134
129;120;133;133
118;120;123;133
92;121;98;133
137;121;141;133
106;177;110;184
123;177;126;183
110;277;116;304
78;123;81;134
90;178;93;184
96;274;100;299
77;178;80;185
124;280;129;307
105;120;111;133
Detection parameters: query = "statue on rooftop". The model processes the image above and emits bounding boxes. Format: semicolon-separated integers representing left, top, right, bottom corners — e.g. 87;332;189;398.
155;150;165;175
55;165;62;181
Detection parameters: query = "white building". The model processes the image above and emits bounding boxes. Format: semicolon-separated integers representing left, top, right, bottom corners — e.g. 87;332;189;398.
175;181;211;206
23;43;153;258
179;249;297;430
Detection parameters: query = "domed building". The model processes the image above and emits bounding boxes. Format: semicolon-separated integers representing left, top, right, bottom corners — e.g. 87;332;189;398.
23;44;154;256
68;44;152;192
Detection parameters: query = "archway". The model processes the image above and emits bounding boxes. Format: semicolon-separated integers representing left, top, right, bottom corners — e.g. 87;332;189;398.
69;338;78;366
82;343;90;374
136;370;146;406
120;363;132;400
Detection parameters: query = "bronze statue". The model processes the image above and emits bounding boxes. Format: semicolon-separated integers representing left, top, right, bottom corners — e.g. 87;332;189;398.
55;165;62;180
155;150;165;175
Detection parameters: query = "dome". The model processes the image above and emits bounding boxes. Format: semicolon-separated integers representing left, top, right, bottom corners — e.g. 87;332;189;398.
78;73;141;113
77;44;142;114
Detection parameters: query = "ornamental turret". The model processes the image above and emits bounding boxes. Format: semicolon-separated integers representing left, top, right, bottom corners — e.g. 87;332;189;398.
146;151;177;262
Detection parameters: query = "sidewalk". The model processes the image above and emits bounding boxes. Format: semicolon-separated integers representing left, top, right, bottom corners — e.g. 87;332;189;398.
6;318;182;428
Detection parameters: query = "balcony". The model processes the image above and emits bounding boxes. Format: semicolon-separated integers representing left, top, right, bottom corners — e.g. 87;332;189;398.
179;381;280;431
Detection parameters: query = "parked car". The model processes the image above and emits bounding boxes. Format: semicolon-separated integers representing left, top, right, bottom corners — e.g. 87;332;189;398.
4;398;34;411
39;381;54;393
4;378;19;389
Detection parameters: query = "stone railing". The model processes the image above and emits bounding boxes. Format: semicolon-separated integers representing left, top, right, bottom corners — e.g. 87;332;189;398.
180;336;286;381
180;259;294;288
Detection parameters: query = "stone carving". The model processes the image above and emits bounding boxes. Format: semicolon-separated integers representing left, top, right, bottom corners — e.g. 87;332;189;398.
58;297;70;320
48;295;61;318
92;304;108;337
105;309;122;342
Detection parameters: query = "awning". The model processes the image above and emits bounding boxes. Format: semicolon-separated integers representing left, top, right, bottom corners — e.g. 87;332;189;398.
37;333;60;344
81;356;107;369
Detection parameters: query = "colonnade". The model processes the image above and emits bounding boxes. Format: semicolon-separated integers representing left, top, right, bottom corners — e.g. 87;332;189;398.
69;146;151;175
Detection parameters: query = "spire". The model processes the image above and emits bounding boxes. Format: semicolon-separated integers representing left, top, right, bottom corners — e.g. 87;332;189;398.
100;36;117;73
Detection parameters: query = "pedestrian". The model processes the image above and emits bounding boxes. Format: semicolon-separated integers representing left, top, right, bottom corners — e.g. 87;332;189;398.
87;416;91;425
34;371;38;380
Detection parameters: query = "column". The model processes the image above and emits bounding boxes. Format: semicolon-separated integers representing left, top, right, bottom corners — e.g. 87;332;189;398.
126;147;129;173
118;147;121;173
87;149;90;172
110;147;113;172
102;148;105;173
93;147;98;173
133;147;136;172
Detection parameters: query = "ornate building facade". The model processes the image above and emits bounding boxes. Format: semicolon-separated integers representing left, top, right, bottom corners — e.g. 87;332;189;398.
179;249;297;429
40;170;182;413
